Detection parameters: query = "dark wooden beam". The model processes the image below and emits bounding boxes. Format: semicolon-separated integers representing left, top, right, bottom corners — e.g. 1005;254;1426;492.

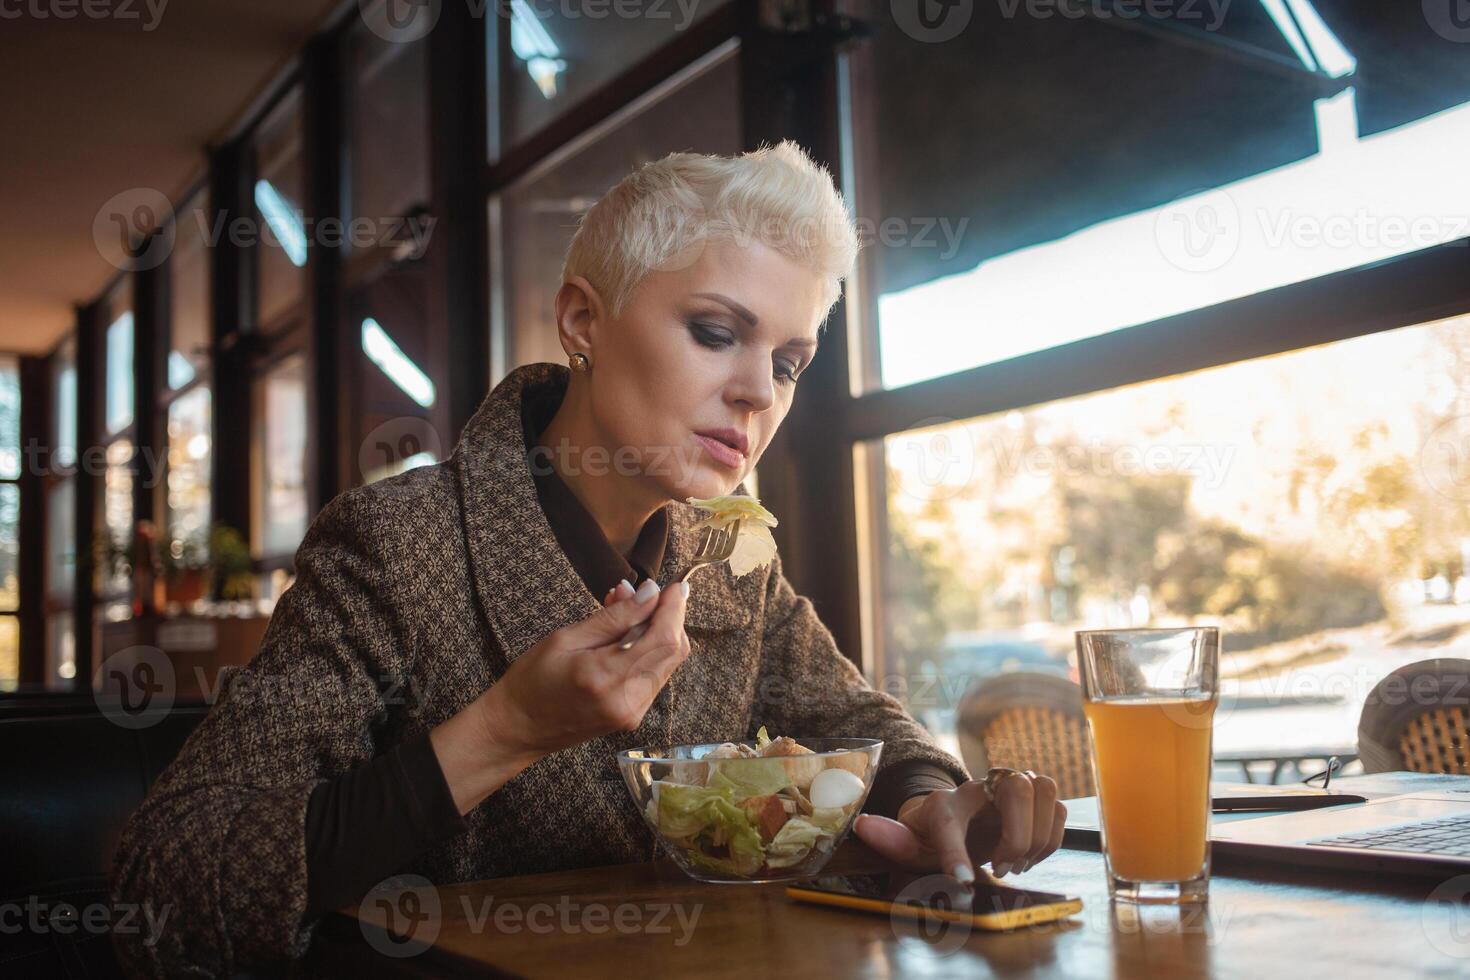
430;0;490;445
17;356;47;686
846;238;1470;442
209;139;254;540
131;252;166;531
72;302;102;690
302;35;351;512
737;11;867;665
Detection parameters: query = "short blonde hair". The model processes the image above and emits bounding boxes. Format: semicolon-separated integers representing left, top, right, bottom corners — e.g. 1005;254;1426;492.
561;140;861;323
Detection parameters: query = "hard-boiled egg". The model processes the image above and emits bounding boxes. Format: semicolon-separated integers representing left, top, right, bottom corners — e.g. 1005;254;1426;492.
808;767;865;810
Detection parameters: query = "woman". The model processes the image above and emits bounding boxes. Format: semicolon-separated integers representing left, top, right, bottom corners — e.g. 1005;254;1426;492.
110;141;1065;976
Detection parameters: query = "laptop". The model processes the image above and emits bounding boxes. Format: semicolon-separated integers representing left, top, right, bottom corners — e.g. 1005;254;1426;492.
1065;775;1470;877
1211;787;1470;876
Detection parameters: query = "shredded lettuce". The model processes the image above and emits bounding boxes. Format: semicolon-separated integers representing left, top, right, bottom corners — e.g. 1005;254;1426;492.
764;817;825;869
656;781;734;840
706;758;792;800
755;725;772;750
809;807;848;833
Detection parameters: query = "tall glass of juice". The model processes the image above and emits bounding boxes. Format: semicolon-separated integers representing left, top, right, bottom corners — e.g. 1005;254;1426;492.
1075;627;1219;905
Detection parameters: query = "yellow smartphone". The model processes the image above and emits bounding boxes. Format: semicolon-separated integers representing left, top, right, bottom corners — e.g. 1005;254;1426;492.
785;871;1083;931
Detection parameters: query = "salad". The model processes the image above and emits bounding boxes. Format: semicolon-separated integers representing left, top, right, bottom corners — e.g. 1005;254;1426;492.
686;494;780;577
644;727;871;878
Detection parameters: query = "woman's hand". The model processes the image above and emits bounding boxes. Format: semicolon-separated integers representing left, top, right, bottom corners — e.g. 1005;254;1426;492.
431;577;689;815
852;770;1066;884
477;577;691;758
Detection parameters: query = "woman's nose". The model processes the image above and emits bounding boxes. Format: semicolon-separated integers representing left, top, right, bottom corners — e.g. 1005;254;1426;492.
726;356;775;412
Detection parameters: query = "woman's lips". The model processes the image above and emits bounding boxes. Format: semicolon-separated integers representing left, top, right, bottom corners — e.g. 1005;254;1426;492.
694;433;746;469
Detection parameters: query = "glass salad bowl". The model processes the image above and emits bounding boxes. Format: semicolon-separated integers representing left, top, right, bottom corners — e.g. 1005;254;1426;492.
617;733;883;883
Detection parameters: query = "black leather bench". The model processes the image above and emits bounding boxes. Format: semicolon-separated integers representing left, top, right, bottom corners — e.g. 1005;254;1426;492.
0;695;210;978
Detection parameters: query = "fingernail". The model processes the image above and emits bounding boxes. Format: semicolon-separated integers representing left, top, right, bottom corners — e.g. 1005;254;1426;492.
992;861;1011;877
953;862;975;885
679;581;690;598
616;578;635;597
635;579;660;603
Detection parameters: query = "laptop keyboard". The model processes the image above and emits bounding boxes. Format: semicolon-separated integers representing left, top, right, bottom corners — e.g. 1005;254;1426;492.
1309;813;1470;857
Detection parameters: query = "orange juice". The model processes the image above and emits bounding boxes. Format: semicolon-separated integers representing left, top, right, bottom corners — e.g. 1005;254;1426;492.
1083;697;1216;882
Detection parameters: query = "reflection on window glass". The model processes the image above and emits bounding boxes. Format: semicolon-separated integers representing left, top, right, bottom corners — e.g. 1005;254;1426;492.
349;20;429;223
495;0;731;150
106;311;134;433
496;44;740;373
255;87;307;330
47;478;74;601
53;337;77;468
104;439;133;595
0;357;17;480
46;615;76;689
167;387;212;555
171;190;211;389
852;4;1470;390
0;484;16;610
259;355;308;557
0;615;17;692
871;314;1470;773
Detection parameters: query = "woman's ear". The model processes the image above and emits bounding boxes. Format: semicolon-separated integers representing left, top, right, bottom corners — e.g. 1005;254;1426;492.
554;276;605;361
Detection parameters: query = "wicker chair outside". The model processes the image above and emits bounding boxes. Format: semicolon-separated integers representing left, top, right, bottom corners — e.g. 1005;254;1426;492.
956;672;1095;800
1357;658;1470;775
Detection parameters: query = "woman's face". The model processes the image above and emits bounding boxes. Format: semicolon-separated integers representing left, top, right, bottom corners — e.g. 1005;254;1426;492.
569;238;830;502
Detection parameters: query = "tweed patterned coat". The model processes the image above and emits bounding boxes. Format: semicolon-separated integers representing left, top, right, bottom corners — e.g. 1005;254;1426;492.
109;362;970;977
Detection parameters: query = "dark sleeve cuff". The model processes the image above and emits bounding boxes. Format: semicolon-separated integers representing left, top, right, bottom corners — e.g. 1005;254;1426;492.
862;760;959;820
303;730;470;920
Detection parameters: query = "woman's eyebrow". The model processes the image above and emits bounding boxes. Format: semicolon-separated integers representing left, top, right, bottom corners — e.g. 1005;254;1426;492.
693;292;758;326
693;291;819;350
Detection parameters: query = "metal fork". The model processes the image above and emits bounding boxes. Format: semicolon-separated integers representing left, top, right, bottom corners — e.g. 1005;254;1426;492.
615;520;741;651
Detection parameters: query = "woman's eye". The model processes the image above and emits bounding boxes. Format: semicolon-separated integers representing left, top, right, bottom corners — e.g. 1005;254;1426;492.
774;360;799;384
688;321;733;348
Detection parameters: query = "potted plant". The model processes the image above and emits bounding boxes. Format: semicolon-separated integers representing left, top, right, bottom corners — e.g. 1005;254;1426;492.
208;523;255;603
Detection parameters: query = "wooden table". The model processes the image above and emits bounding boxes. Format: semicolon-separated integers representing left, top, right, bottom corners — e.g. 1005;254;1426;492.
306;837;1470;979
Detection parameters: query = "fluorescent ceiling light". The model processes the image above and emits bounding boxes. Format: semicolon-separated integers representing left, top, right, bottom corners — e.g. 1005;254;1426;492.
254;179;307;267
361;317;436;408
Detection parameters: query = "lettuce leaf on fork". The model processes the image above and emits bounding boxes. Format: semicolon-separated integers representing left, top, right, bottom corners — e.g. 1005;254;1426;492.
686;495;780;577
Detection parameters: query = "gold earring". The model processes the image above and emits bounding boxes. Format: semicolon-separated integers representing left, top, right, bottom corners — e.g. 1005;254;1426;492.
569;352;591;373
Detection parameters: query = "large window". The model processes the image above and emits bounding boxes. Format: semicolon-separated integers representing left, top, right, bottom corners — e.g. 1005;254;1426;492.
836;1;1470;778
254;352;308;575
45;336;77;689
170;188;211;390
163;188;213;591
99;283;134;609
847;2;1470;391
867;314;1470;762
492;42;740;374
255;87;307;333
348;13;430;227
0;358;18;690
490;0;733;153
